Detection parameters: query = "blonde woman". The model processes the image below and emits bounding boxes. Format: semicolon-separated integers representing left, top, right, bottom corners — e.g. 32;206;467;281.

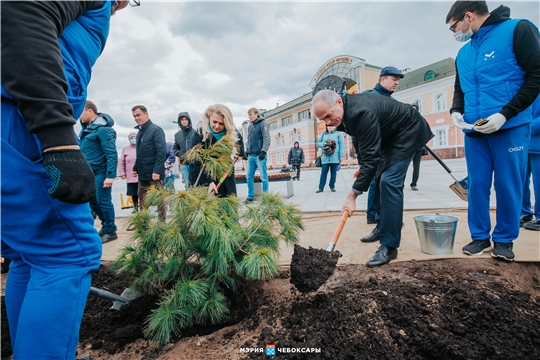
189;104;246;197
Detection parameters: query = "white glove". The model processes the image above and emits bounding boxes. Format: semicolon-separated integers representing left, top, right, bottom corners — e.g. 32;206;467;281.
452;112;474;130
475;113;506;134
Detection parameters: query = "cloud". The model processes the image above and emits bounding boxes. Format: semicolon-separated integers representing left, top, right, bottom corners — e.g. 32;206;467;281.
85;0;539;151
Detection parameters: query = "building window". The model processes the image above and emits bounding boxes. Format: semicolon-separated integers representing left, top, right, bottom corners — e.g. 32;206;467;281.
277;151;280;163
275;137;279;146
297;131;301;142
281;116;292;127
298;109;310;122
281;136;284;145
424;70;436;81
282;150;285;163
435;128;448;148
269;122;277;131
435;93;447;112
290;134;294;144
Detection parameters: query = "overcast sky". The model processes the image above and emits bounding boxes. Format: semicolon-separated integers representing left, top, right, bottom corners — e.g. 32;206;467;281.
82;0;540;150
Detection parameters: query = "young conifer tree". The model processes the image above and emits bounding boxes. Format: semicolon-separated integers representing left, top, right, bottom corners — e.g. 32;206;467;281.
112;136;303;344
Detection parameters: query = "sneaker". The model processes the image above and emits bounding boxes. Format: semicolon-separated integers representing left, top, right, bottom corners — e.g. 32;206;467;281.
520;214;534;227
523;219;540;231
411;185;418;191
491;242;514;261
316;190;323;193
98;228;105;236
100;232;118;244
331;189;336;192
366;217;378;224
462;239;491;256
244;198;254;204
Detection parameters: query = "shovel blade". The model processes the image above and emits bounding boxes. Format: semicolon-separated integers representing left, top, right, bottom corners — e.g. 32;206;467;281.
449;178;468;202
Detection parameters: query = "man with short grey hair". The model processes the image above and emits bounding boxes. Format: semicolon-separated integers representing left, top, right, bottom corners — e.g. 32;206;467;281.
312;89;432;267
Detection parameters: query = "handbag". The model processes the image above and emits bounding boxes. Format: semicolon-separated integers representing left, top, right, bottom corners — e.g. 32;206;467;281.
315;156;322;167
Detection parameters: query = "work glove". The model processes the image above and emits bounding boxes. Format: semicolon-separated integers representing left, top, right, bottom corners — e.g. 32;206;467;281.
451;112;474;130
323;140;336;156
474;113;506;134
258;151;266;161
42;149;96;204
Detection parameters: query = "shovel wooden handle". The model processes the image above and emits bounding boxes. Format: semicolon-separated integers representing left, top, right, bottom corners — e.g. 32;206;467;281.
329;209;350;246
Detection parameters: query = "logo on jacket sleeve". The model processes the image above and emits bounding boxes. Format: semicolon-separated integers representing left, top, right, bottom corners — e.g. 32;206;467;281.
484;51;495;60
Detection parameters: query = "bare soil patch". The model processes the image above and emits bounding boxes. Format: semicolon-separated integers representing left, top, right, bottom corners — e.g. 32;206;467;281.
2;259;540;360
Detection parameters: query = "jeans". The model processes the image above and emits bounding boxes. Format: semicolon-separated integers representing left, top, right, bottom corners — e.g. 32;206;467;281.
180;164;190;189
164;176;175;192
522;153;540;218
318;163;338;191
247;155;269;199
366;177;378;221
292;164;301;180
379;155;414;249
89;171;117;234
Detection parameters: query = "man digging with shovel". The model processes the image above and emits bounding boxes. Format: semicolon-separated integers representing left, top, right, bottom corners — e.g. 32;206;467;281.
312;88;433;267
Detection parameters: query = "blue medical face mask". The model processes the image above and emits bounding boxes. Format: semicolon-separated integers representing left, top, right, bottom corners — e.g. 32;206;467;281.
130;138;136;145
454;18;473;42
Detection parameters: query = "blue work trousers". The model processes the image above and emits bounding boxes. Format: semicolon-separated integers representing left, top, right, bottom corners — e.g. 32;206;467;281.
90;171;116;234
180;164;190;189
521;153;540;218
465;125;530;243
1;100;101;360
247;155;269;199
318;163;338;191
377;155;414;249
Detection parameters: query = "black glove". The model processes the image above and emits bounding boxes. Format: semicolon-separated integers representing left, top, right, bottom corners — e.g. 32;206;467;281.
42;149;96;204
323;140;336;156
259;151;266;161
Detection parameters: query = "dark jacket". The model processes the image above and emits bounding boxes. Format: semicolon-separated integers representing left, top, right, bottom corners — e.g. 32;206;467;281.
363;83;394;97
288;144;305;166
189;129;246;197
133;120;167;181
173;112;197;162
79;113;117;178
338;93;433;193
247;115;270;156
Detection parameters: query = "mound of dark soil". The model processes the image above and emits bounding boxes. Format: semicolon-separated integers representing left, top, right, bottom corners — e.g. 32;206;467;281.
244;260;540;360
290;244;341;293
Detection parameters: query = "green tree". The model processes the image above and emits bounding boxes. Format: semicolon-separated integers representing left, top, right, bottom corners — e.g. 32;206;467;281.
112;136;303;344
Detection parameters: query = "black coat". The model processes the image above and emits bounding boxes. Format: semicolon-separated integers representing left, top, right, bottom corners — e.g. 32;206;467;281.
133;120;167;181
338;93;433;193
189;129;246;197
288;147;304;166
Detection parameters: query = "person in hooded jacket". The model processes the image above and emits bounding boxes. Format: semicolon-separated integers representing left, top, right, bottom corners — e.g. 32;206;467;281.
446;1;540;261
245;108;270;202
312;89;433;267
119;132;139;215
315;125;344;193
189;104;246;197
173;112;196;189
79;100;118;243
288;141;305;181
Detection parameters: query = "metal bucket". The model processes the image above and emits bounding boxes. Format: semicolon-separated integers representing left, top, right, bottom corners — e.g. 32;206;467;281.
414;214;458;255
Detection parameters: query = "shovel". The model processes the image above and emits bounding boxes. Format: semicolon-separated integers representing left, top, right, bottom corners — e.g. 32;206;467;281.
290;210;349;293
89;286;144;310
424;145;468;202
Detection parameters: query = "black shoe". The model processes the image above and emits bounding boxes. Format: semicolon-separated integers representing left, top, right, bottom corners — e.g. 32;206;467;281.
98;228;105;236
244;198;254;204
361;226;380;243
100;233;118;244
462;239;491;256
411;185;418;191
331;189;336;192
520;214;534;227
366;218;378;224
523;219;540;231
366;245;398;267
316;190;323;193
491;242;514;261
